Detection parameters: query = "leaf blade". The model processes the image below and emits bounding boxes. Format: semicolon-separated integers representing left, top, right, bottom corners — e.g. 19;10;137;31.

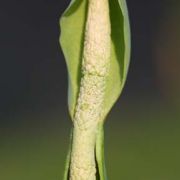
60;0;88;119
60;0;131;179
60;0;131;120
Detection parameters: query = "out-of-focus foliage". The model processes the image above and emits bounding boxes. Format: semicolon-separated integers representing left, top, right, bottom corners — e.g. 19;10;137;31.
0;104;180;180
154;2;180;110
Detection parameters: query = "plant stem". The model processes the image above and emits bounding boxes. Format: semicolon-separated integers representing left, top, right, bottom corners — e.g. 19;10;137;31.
70;124;98;180
68;0;111;179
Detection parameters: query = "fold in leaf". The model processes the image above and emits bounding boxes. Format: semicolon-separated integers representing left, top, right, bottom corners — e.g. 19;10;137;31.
63;130;72;180
95;125;107;180
60;0;131;121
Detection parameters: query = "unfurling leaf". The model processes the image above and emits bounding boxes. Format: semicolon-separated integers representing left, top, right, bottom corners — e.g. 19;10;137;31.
59;0;131;179
60;0;131;121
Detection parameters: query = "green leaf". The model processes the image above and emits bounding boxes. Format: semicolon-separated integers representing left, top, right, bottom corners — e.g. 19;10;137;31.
95;124;108;180
59;0;131;120
60;0;131;179
63;130;72;180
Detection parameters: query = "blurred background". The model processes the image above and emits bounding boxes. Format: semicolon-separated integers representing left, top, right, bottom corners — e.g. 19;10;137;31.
0;0;180;179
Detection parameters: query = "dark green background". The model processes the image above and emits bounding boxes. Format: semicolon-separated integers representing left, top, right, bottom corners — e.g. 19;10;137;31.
0;0;180;179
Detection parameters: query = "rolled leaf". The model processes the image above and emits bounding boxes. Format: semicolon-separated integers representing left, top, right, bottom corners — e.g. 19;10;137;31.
60;0;131;179
60;0;131;121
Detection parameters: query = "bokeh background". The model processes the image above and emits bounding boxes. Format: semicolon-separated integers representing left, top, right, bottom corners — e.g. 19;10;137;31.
0;0;180;179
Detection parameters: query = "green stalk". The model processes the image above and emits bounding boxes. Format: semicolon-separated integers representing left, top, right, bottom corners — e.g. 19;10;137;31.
64;124;107;180
67;0;110;179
